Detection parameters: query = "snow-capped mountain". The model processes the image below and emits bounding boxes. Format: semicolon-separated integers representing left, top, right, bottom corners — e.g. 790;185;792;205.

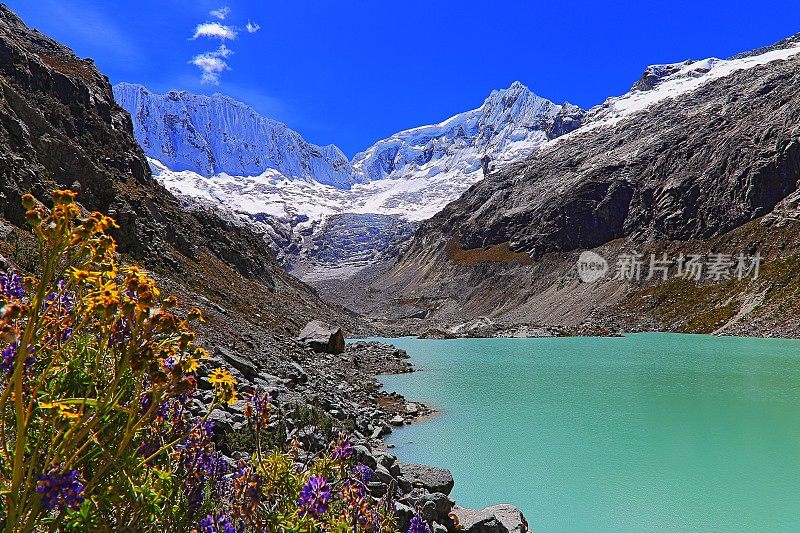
351;81;583;182
115;81;583;279
581;42;800;130
113;83;358;188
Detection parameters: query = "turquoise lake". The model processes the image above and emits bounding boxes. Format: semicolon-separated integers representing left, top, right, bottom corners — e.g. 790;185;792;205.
372;334;800;532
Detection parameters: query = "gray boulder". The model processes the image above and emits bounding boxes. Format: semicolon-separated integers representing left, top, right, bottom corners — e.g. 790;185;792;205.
398;463;455;495
214;346;259;379
452;504;529;533
298;320;345;354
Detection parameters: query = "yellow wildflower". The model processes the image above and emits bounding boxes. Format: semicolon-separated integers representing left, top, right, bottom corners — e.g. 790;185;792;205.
226;391;239;406
182;356;199;373
208;368;236;387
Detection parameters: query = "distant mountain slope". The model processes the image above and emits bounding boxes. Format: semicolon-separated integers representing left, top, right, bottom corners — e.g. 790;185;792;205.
115;82;583;278
372;35;800;335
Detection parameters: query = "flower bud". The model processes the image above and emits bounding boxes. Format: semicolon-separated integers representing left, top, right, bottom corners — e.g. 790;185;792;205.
21;193;35;210
25;209;42;227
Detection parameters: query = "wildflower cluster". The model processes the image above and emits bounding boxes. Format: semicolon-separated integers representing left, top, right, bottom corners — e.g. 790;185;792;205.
35;469;85;512
0;191;212;531
195;512;236;533
408;514;432;533
0;190;397;531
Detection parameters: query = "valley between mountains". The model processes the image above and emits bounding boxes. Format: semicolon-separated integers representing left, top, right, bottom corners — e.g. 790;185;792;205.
114;32;800;340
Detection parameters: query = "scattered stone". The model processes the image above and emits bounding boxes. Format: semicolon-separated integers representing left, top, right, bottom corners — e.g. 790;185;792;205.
420;492;454;517
399;463;455;495
452;504;529;533
298;320;345;354
431;522;448;533
214;346;259;379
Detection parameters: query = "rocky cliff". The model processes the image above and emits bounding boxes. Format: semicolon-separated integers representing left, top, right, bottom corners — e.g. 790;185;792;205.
373;36;800;336
0;3;362;338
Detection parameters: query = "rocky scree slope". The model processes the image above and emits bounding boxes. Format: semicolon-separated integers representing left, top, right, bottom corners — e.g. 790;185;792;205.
374;36;800;336
113;81;583;280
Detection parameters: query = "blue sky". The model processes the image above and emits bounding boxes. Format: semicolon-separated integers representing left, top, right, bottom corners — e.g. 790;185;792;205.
8;1;800;156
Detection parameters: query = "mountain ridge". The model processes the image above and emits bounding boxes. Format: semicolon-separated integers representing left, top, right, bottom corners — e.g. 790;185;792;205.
365;36;800;337
113;82;360;188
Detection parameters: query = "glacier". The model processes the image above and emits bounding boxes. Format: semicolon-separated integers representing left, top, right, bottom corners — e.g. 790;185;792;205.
115;81;583;279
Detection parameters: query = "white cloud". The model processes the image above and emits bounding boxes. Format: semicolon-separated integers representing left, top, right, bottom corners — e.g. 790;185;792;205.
192;21;237;40
209;6;231;20
188;9;261;84
190;45;234;85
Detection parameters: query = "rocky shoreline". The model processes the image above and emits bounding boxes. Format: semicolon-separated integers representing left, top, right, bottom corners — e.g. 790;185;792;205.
194;328;530;533
372;315;622;339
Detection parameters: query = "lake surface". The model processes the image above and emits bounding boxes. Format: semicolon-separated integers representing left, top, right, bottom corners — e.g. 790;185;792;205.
373;334;800;532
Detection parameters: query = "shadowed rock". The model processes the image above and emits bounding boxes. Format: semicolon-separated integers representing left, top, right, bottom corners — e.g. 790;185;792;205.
298;320;345;354
452;504;529;533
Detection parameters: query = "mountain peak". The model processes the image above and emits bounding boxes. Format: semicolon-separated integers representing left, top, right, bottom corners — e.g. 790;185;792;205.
487;81;535;100
113;83;359;189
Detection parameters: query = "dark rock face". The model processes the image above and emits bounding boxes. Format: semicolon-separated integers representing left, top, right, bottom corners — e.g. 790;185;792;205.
382;43;800;327
453;504;529;533
0;4;147;244
298;320;345;354
543;102;584;139
308;212;418;265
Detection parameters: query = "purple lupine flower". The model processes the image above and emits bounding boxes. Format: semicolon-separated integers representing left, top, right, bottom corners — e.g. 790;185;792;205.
408;515;431;533
297;475;331;518
45;279;74;313
109;317;131;347
230;462;262;520
332;439;353;460
138;393;153;415
244;391;271;427
178;420;227;508
36;469;85;511
198;512;236;533
1;341;34;378
352;463;373;483
0;272;24;299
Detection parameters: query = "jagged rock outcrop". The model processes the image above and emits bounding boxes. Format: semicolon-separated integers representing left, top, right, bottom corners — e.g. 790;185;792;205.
452;505;529;533
298;320;345;354
399;463;456;495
